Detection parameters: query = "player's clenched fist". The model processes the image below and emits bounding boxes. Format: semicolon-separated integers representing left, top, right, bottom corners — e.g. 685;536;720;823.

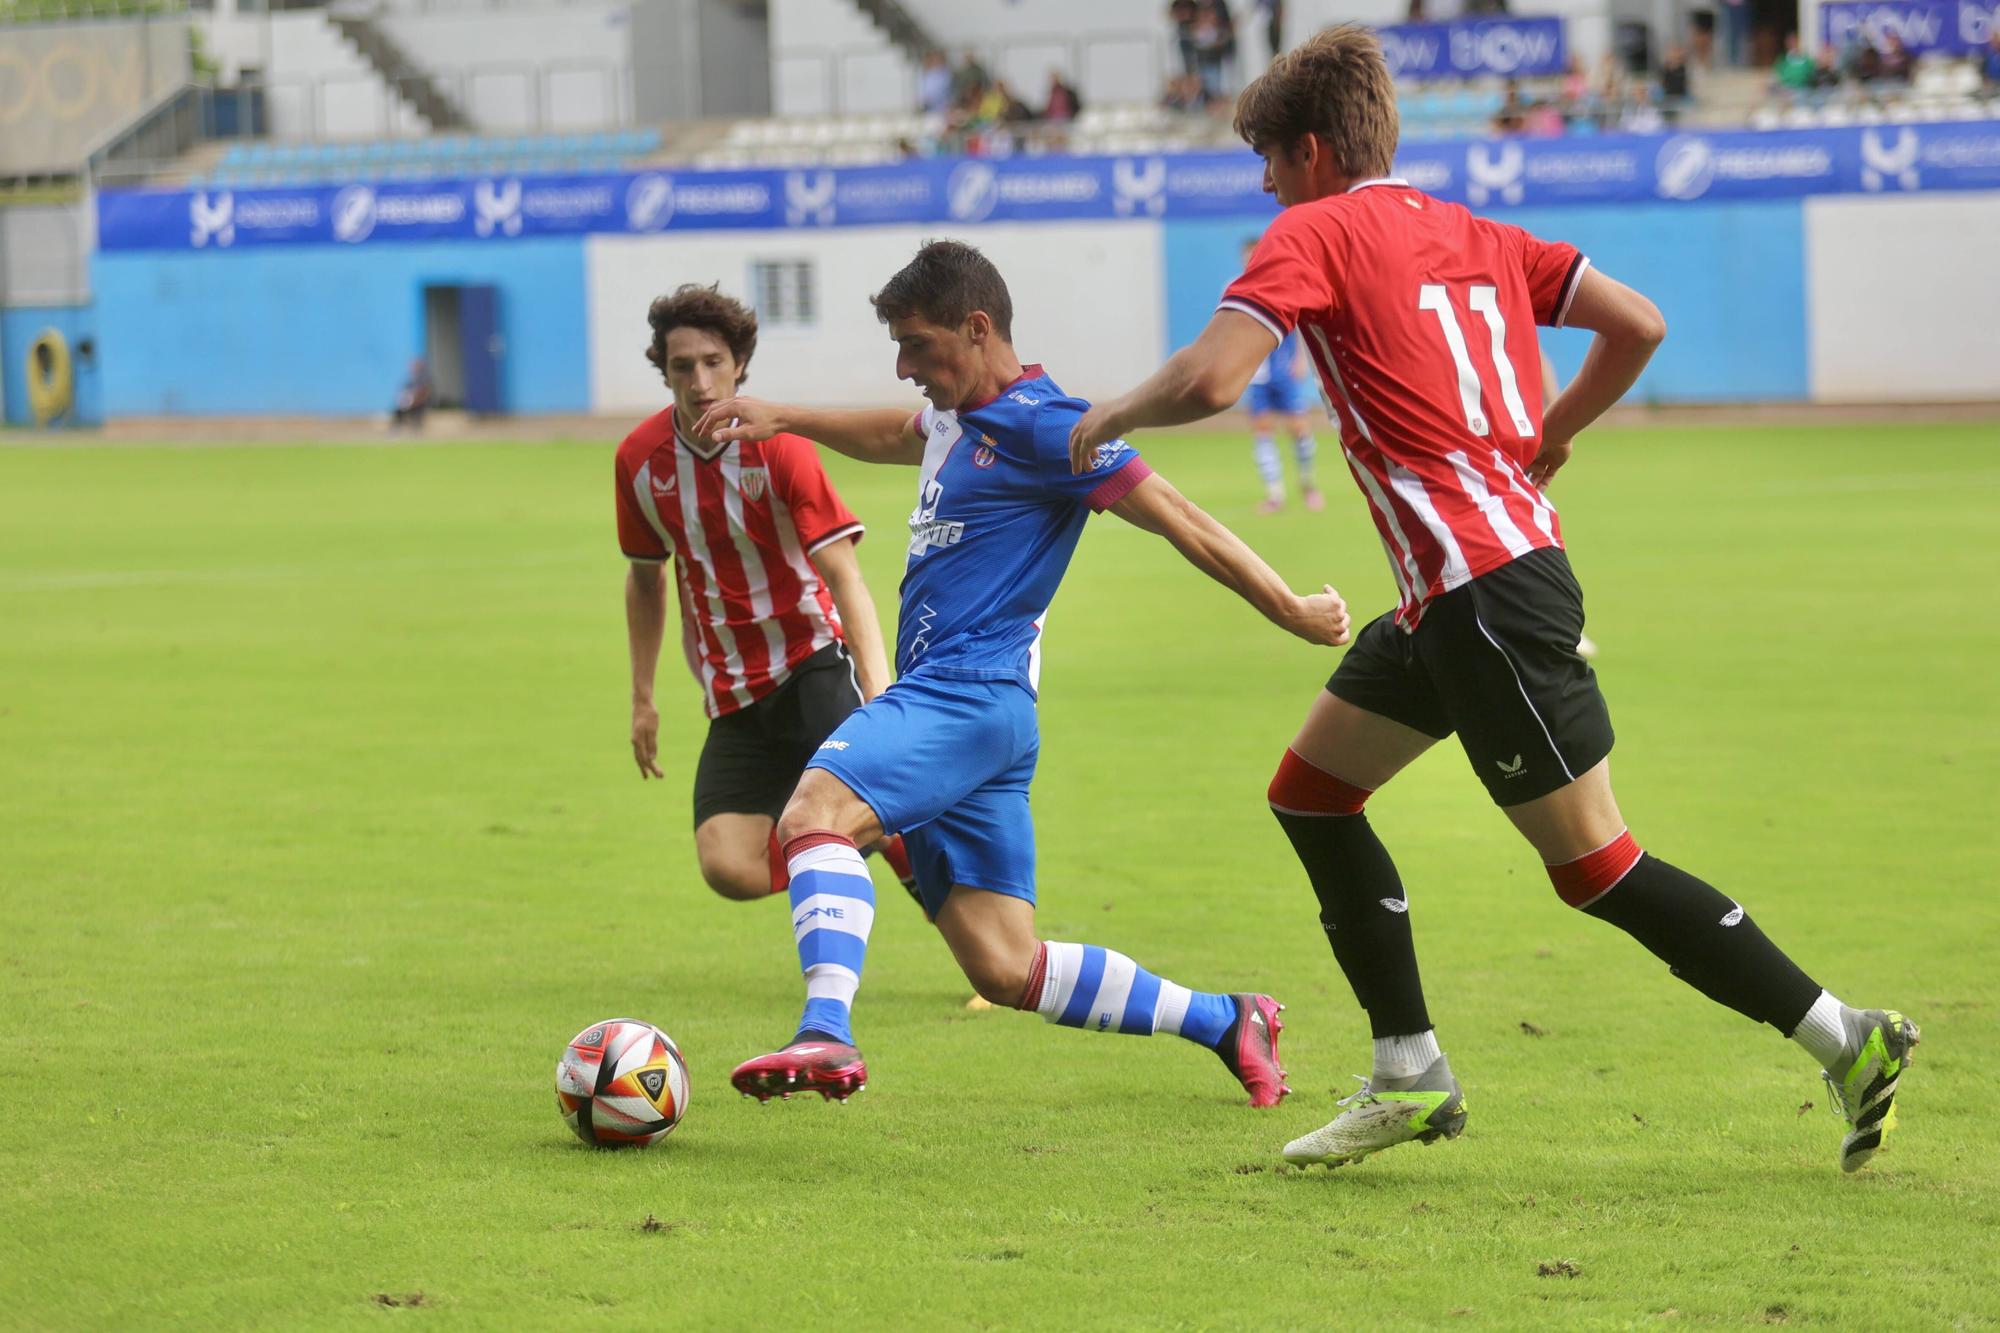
631;699;664;779
1287;585;1352;647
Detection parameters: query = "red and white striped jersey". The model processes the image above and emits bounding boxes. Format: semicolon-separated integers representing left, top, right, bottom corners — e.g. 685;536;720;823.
1222;178;1587;629
614;410;864;718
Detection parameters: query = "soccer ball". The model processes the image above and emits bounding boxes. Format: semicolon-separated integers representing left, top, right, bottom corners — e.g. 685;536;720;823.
555;1018;690;1148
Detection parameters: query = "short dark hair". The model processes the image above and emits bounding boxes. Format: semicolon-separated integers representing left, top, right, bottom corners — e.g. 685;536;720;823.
645;283;757;385
1234;23;1399;178
870;239;1014;341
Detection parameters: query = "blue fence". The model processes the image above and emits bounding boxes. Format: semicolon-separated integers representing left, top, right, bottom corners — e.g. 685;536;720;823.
1819;0;1997;53
97;122;2000;253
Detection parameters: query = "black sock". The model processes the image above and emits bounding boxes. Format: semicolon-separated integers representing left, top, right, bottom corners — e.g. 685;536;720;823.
1273;809;1432;1037
1582;853;1822;1032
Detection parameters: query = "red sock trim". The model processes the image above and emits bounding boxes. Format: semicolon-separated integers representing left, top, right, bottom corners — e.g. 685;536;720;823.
1267;747;1373;815
1016;941;1049;1012
781;830;858;863
878;832;915;885
1546;829;1643;908
766;831;790;896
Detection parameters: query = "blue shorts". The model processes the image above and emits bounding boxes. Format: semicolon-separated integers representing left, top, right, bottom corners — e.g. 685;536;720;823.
806;669;1039;919
1245;377;1310;417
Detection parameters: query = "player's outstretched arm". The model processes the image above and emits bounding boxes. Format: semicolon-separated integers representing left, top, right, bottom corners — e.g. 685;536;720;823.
1067;310;1278;472
1531;268;1666;488
812;535;891;701
695;397;924;466
1109;473;1351;647
625;561;669;779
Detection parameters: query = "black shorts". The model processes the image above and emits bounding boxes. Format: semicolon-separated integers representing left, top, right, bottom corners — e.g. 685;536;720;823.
1327;546;1613;807
692;642;865;828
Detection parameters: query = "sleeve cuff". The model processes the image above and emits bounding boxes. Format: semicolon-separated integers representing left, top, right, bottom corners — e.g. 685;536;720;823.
1553;254;1591;328
1218;296;1287;343
1086;458;1154;512
805;522;866;555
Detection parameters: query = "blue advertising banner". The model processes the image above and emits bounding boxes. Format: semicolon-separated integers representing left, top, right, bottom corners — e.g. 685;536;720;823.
1819;0;1996;53
98;120;2000;252
1376;17;1569;79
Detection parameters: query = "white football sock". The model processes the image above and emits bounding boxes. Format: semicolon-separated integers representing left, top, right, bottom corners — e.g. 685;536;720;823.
1372;1030;1442;1085
1790;990;1851;1069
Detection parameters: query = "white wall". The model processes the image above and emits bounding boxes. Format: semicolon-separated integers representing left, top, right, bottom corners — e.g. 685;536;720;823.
202;11;427;139
769;0;913;116
1805;192;2000;403
586;220;1165;413
379;4;633;131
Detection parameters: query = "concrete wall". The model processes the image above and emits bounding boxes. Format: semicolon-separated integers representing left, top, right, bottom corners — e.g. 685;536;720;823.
0;17;188;175
90;238;588;415
584;220;1165;413
1804;193;2000;402
202;11;427;140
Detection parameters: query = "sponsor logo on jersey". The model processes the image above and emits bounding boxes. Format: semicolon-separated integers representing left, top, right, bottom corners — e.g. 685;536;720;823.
738;467;768;501
1496;754;1526;777
817;739;849;751
909;479;965;555
1007;390;1040;406
1720;901;1745;927
650;471;677;494
1089;441;1130;471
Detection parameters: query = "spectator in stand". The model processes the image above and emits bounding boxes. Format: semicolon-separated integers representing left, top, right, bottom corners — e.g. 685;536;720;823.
1255;0;1286;59
1162;71;1209;113
952;49;990;103
1878;32;1914;83
994;80;1035;124
1042;69;1083;123
1659;42;1691;119
1190;0;1234;101
1405;0;1426;18
1810;47;1843;95
1492;80;1530;134
1984;31;2000;87
1716;0;1748;67
1773;33;1816;96
918;50;953;115
1168;0;1200;79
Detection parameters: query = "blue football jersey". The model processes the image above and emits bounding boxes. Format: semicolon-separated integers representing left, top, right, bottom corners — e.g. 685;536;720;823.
1250;330;1302;388
898;364;1150;691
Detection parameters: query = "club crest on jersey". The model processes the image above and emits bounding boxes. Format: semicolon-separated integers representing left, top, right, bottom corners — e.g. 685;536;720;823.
973;436;997;468
737;467;768;501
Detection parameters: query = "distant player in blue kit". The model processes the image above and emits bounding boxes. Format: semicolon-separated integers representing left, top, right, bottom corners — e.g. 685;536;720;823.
1240;238;1324;514
697;240;1352;1107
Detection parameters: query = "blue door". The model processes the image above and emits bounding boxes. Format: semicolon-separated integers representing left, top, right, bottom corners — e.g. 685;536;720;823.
459;284;504;414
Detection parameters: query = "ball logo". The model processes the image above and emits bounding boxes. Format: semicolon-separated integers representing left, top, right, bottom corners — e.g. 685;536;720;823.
331;185;377;242
1654;135;1715;201
947;161;999;222
473;178;523;237
189;191;234;248
625;173;676;232
637;1068;667;1102
1860;127;1920;191
1111;156;1168;216
1465;142;1526;206
784;169;837;226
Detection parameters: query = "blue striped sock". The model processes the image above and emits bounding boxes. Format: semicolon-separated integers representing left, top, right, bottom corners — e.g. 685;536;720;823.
1028;942;1235;1050
785;834;875;1047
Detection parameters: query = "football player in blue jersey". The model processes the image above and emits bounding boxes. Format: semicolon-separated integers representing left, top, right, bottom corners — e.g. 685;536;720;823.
696;240;1350;1109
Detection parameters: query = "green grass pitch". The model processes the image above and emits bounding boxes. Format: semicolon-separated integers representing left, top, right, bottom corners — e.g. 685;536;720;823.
2;422;1996;1328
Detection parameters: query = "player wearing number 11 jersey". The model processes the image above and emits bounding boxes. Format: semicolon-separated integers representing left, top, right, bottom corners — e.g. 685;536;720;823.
1070;24;1916;1173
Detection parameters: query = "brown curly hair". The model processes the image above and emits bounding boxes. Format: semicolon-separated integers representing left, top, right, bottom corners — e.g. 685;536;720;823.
645;284;758;386
1233;23;1399;178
